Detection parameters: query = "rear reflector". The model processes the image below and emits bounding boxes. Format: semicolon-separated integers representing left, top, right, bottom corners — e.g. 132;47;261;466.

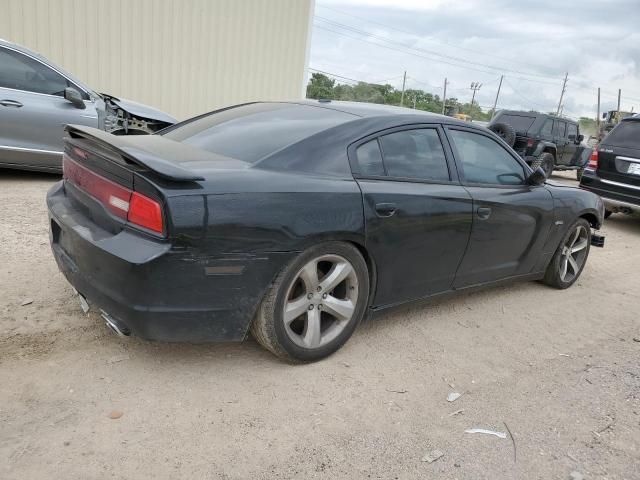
527;138;534;148
588;149;599;169
63;154;164;234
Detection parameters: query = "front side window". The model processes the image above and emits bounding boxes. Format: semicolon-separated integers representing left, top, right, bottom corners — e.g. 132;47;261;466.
0;47;70;96
567;123;578;139
449;129;526;186
378;129;449;182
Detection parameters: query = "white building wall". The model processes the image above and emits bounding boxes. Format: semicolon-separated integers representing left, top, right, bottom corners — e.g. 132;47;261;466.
0;0;313;119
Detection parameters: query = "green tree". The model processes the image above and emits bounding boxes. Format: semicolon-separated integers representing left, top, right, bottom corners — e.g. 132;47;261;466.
306;73;336;100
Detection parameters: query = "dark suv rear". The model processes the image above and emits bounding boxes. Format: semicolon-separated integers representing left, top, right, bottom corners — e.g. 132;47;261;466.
489;111;591;179
580;115;640;216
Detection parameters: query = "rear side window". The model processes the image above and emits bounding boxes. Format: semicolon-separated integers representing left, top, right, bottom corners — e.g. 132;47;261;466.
540;119;553;136
0;47;71;96
604;121;640;149
162;103;356;163
554;121;567;137
355;139;385;176
379;129;449;182
497;114;536;132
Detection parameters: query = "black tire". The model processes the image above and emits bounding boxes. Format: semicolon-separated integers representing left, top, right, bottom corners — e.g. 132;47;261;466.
489;122;516;147
251;242;370;362
543;218;591;289
535;152;555;178
576;168;585;181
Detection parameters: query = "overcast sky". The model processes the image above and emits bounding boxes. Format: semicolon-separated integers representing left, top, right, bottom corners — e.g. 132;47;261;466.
308;0;640;118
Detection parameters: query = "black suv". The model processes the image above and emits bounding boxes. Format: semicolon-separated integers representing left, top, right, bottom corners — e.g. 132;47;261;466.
580;115;640;217
488;110;591;179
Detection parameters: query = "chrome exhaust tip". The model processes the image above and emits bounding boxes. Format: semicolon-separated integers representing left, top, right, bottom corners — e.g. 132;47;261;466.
100;310;131;337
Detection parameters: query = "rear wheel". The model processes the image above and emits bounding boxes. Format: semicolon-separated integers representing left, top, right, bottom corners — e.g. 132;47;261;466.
251;242;370;362
543;218;591;289
532;152;555;178
576;168;585;181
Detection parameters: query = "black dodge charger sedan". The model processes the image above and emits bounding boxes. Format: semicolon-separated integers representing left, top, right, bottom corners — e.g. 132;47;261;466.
47;101;604;362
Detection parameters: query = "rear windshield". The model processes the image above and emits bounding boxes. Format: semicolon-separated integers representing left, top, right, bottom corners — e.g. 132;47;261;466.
497;114;536;132
603;121;640;149
161;103;356;163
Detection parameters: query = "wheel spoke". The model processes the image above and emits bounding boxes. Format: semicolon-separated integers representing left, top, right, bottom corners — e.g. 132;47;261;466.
284;296;309;325
319;261;353;292
567;255;579;275
302;309;321;347
299;260;319;290
569;227;581;247
571;239;588;253
560;256;568;281
322;295;355;321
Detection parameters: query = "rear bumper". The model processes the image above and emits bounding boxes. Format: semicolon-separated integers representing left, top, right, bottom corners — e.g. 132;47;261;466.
47;181;293;342
580;170;640;213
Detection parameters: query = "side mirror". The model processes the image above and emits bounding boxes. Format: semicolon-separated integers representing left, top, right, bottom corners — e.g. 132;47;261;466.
527;167;547;186
577;134;584;143
64;87;85;109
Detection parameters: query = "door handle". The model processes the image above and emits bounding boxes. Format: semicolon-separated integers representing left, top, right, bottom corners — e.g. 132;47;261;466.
476;207;492;219
0;99;23;108
375;202;397;217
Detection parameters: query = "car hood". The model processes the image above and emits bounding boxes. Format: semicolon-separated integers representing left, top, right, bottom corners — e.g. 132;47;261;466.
103;95;177;124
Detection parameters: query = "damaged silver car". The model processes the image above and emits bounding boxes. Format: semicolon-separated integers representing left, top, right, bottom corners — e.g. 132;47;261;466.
0;39;176;173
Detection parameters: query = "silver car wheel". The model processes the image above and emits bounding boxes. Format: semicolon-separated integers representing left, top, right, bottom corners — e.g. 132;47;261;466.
559;225;589;282
282;254;359;349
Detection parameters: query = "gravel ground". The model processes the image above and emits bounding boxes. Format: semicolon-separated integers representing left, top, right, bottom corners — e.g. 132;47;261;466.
1;169;639;479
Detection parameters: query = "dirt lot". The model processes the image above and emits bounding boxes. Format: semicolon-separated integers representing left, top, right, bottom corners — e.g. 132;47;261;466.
1;170;638;479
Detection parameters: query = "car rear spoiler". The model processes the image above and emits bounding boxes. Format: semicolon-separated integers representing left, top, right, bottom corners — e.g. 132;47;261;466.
65;125;205;182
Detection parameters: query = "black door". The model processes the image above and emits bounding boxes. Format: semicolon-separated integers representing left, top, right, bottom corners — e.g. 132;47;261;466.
350;126;473;306
553;120;569;165
445;127;555;287
561;122;579;165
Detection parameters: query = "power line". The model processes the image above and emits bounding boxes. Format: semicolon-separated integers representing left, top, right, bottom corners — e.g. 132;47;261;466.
314;17;565;86
316;4;564;79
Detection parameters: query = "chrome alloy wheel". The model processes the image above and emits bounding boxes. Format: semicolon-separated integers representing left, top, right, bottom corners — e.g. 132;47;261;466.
282;254;359;349
559;224;589;282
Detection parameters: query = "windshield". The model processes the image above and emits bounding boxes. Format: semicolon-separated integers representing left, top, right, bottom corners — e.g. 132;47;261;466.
162;103;356;163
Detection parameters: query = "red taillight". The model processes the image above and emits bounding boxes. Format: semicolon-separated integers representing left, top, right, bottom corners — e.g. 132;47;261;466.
527;138;534;148
588;149;599;169
63;154;164;234
128;192;164;234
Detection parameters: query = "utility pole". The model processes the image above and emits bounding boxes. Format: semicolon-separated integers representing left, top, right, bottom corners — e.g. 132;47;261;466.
400;71;407;107
470;82;482;106
441;77;449;115
596;87;601;132
491;75;504;120
556;72;568;116
617;88;621;113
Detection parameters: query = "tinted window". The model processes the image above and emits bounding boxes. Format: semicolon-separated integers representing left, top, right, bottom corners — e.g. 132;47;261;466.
0;47;69;96
449;129;526;185
355;139;385;176
554;121;567;138
497;114;536;132
540;119;553;136
567;123;578;138
603;121;640;149
163;103;355;163
379;129;449;181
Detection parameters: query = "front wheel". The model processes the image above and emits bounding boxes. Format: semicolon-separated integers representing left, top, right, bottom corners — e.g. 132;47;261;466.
543;219;591;289
251;242;370;362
